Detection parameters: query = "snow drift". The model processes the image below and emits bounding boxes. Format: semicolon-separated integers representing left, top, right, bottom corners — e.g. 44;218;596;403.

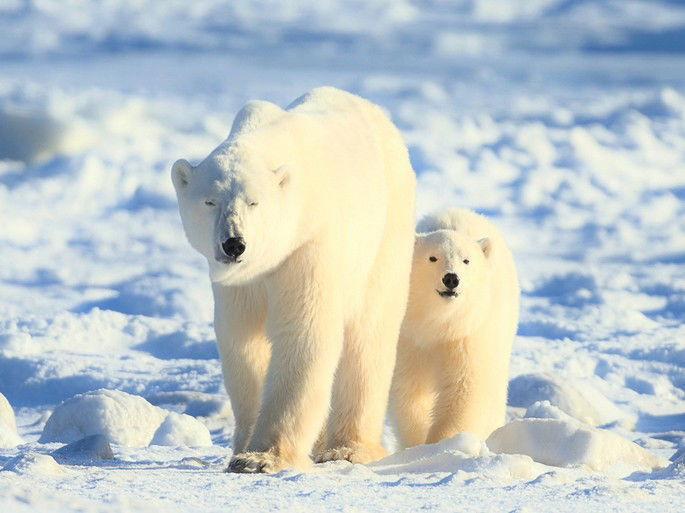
2;452;66;476
508;373;626;426
373;433;549;482
0;87;96;163
376;405;664;481
487;403;666;475
1;1;685;510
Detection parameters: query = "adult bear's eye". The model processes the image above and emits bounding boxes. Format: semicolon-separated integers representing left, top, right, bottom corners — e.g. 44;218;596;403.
204;200;216;207
463;259;469;265
429;256;437;262
248;201;259;207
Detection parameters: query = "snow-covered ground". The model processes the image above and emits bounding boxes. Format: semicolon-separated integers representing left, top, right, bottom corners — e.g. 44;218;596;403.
1;1;684;511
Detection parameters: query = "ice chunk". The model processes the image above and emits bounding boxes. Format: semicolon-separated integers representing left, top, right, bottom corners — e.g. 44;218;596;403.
150;412;212;447
39;389;167;447
0;392;23;448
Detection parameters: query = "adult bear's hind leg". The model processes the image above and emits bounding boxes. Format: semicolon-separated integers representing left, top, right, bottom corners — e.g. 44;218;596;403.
318;228;413;464
390;341;437;449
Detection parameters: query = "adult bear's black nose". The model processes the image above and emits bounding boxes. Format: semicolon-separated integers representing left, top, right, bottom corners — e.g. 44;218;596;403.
221;237;246;259
442;273;459;290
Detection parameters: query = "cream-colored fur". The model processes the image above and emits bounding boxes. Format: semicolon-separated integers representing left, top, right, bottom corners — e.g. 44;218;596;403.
172;87;416;472
391;208;519;447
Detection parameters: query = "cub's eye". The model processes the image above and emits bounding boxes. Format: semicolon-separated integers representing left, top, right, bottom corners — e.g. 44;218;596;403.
429;256;438;262
463;259;470;265
204;200;216;207
248;201;259;207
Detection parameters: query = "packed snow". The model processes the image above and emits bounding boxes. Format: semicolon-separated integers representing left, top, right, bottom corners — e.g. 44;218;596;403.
2;452;66;477
1;1;685;512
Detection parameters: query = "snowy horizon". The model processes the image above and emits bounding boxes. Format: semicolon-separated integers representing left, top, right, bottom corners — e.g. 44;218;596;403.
1;1;684;512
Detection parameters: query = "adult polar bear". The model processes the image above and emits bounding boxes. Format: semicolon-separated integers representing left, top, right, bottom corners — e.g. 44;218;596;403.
172;87;416;473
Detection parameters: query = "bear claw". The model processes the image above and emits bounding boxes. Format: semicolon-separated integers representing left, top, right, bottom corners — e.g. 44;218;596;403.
315;444;387;465
226;451;281;474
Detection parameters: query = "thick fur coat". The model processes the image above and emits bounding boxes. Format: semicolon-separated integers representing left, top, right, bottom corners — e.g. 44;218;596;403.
172;87;416;472
391;208;520;446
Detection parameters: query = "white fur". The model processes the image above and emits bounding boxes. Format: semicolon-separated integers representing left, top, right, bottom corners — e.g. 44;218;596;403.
391;208;520;447
172;87;416;472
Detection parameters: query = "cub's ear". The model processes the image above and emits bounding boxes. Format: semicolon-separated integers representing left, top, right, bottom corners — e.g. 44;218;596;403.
414;233;428;247
171;159;193;189
273;165;290;188
478;237;492;258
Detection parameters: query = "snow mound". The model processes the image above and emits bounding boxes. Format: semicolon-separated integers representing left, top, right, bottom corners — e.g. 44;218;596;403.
486;416;666;475
39;389;212;448
508;373;625;426
2;452;66;476
0;392;23;448
40;389;168;447
150;412;211;448
373;433;548;482
51;435;115;464
0;90;95;163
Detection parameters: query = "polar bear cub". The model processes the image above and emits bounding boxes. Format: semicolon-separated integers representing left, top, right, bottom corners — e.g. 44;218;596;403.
391;208;519;447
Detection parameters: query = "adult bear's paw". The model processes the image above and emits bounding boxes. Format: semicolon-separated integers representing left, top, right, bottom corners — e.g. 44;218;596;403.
315;443;387;465
226;451;283;474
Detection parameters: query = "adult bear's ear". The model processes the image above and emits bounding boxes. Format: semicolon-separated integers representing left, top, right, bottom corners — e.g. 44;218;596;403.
273;165;290;188
171;159;193;189
478;237;492;258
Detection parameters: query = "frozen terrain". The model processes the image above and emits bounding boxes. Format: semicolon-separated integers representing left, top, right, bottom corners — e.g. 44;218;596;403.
1;1;685;511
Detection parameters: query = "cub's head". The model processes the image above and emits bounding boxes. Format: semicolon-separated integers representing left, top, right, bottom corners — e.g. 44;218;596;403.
171;141;297;286
410;229;493;319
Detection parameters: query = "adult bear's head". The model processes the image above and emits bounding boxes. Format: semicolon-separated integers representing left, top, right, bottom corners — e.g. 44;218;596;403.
171;135;300;286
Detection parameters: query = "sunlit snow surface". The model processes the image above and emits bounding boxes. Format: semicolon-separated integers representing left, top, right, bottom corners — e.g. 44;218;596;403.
1;1;685;511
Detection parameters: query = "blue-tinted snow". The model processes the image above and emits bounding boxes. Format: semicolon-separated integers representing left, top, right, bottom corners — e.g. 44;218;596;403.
1;1;684;511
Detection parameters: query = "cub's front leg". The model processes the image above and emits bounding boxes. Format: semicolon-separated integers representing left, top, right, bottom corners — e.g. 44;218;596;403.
425;340;482;443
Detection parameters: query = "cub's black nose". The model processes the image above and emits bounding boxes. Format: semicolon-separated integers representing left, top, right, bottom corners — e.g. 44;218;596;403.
442;273;459;290
221;237;246;259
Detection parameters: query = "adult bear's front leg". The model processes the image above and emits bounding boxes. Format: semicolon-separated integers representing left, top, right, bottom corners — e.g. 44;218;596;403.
213;283;270;455
228;248;344;473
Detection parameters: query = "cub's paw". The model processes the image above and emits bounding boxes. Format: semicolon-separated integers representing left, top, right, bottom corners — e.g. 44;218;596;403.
226;451;282;474
315;443;387;465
